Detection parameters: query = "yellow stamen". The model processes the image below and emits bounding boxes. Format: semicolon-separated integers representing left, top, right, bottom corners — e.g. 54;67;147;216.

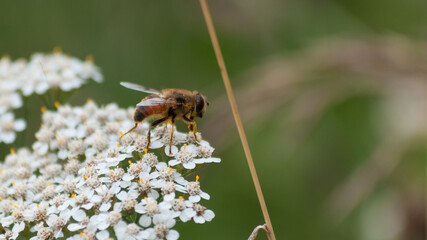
169;168;173;172
48;181;52;186
183;144;187;150
179;196;183;200
13;205;17;208
120;131;123;136
128;160;132;165
0;196;2;200
71;194;76;198
10;148;15;154
144;148;148;154
84;176;88;180
58;140;62;145
117;142;120;147
54;101;60;109
110;171;113;175
80;232;84;236
53;46;62;54
118;121;122;125
85;54;94;62
139;178;143;182
11;181;15;185
41;106;47;113
144;197;148;203
135;134;138;139
130;201;134;206
37;204;39;208
86;98;92;103
196;175;199;182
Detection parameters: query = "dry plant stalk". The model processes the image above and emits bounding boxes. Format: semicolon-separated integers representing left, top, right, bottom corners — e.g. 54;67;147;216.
199;0;276;239
248;224;272;240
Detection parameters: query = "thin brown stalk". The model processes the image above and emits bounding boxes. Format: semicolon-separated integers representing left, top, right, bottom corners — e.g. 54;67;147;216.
248;224;272;240
198;0;276;239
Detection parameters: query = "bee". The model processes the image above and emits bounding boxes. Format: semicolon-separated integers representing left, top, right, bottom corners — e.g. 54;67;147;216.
119;82;209;153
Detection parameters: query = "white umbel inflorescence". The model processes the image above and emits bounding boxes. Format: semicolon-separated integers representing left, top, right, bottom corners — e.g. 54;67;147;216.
0;101;220;239
0;49;103;145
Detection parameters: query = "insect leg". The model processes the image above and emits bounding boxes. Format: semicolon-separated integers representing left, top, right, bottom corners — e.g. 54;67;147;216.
183;115;199;142
190;121;199;142
146;117;169;151
119;123;139;141
169;117;176;155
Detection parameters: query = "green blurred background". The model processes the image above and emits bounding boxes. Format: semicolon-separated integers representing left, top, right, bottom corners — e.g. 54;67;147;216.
1;0;426;239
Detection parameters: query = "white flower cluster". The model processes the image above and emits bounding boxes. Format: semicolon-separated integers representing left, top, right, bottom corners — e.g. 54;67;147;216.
0;49;103;144
0;101;220;239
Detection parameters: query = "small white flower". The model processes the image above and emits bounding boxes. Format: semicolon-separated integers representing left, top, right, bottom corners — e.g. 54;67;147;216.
186;178;210;203
151;162;186;186
168;144;200;169
46;209;73;238
114;221;149;240
170;197;193;222
0;91;22;114
135;198;171;227
182;201;215;224
145;214;179;240
113;189;139;213
66;209;94;232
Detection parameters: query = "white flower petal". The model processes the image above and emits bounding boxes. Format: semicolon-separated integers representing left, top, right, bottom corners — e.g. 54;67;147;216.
193;158;206;164
164;193;175;201
167;230;179;240
99;202;111;212
68;223;84;231
150;140;163;149
98;221;110;231
12;221;25;233
183;208;196;218
1;132;16;144
135;203;146;214
204;210;215;221
200;192;210;200
194;215;206;224
72;209;86;221
96;230;110;240
168;160;179;166
13;119;26;131
189;195;201;203
210;157;221;163
183;162;196;169
116;191;127;201
138;215;151;227
165;145;178;156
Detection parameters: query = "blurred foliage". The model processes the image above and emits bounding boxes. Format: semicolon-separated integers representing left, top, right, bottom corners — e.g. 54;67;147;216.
0;0;426;239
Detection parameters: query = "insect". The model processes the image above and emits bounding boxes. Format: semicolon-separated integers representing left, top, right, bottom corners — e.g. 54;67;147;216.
119;82;209;154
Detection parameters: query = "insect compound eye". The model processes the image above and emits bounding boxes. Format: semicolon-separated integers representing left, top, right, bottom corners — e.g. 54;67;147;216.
195;93;205;117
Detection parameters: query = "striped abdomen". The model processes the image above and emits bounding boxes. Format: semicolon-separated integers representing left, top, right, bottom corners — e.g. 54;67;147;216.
134;105;168;122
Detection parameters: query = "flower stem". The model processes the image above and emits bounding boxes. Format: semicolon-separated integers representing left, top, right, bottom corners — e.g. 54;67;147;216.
198;1;276;239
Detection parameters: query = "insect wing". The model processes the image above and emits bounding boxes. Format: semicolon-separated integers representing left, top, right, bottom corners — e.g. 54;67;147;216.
120;82;161;94
137;97;167;107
